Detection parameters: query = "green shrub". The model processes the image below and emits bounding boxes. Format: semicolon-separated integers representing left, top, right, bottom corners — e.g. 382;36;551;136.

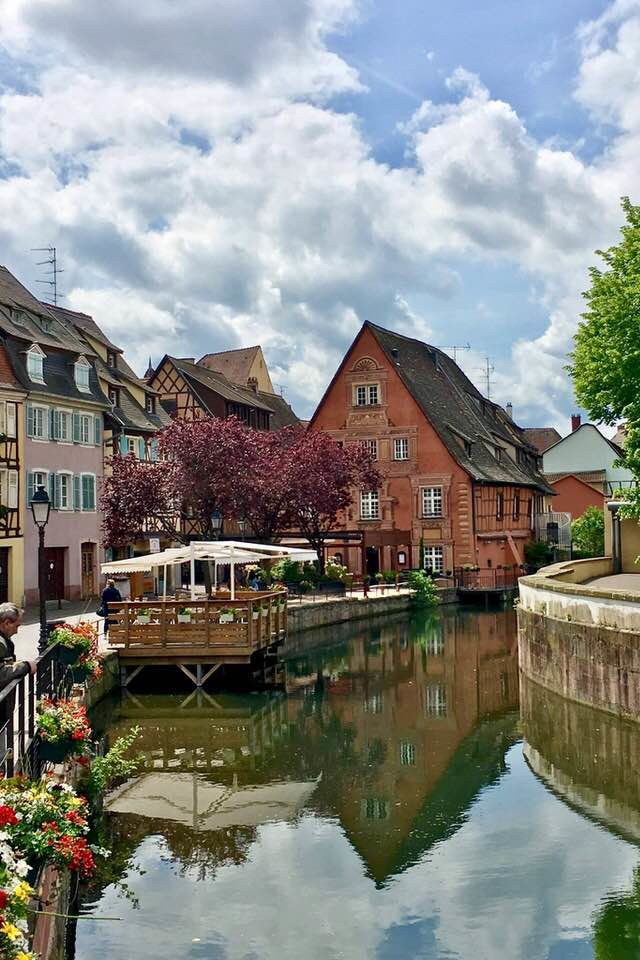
382;570;396;584
325;559;348;582
408;570;439;607
524;541;553;569
85;727;143;803
571;506;605;558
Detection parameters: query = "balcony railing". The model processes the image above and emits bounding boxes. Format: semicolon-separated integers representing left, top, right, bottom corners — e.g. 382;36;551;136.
454;566;520;591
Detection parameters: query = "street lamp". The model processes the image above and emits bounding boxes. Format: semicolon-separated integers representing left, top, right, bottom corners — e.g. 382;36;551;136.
607;500;624;575
30;485;51;654
237;518;246;541
211;510;223;540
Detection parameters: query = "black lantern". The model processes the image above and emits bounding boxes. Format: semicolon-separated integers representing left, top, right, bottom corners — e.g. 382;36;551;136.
211;510;223;535
30;484;51;529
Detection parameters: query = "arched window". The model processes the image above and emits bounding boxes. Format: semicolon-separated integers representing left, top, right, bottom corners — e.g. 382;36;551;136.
26;344;45;383
74;356;91;393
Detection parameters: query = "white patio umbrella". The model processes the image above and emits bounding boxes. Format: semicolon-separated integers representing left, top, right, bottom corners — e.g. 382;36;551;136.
101;541;317;600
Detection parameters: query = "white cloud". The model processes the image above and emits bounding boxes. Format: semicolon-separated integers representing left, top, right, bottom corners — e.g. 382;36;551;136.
0;0;639;421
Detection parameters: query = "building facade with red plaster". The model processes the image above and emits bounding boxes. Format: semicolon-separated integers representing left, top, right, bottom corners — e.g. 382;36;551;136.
310;322;553;577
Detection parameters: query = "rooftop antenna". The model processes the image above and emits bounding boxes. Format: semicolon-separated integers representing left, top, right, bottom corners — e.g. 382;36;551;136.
32;245;64;305
436;343;471;365
478;355;495;398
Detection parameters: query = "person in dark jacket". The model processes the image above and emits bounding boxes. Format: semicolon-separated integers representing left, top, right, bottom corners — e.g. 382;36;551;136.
0;603;36;689
100;579;122;638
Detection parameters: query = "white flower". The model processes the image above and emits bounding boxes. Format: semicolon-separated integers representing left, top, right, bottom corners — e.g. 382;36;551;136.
14;859;29;878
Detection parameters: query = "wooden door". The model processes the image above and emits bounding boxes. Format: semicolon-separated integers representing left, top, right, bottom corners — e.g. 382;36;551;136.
43;547;65;601
81;543;96;598
0;548;9;604
365;546;380;577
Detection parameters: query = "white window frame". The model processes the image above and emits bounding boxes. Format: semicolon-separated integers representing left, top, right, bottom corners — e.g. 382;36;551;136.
422;486;443;518
126;436;137;456
6;402;16;439
26;344;46;384
56;408;73;444
361;439;378;460
80;473;96;512
393;437;409;460
354;383;380;406
496;491;504;521
57;471;73;511
79;413;92;445
28;404;48;441
423;545;444;574
74;357;91;393
32;469;48;494
360;490;380;520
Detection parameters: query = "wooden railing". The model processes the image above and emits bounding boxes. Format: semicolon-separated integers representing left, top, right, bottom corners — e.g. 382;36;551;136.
107;590;288;656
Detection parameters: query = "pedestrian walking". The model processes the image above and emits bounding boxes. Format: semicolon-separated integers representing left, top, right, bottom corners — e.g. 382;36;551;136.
98;578;122;640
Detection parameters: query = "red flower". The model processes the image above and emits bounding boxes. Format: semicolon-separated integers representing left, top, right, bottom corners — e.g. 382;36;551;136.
0;890;8;910
0;805;18;827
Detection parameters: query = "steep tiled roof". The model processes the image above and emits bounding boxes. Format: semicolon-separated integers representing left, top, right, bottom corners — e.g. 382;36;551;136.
545;470;606;492
3;336;109;407
0;267;94;355
47;303;121;353
197;346;260;385
256;391;300;429
172;358;274;413
522;427;562;453
365;322;553;493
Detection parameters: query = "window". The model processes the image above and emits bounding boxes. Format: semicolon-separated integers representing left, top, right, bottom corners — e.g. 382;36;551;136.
126;437;137;456
27;470;48;507
354;383;379;406
513;493;520;520
145;395;156;414
422;486;443;518
26;346;45;383
5;403;16;439
75;413;92;445
400;741;415;766
109;388;120;407
27;405;47;440
423;545;444;574
495;446;502;462
363;692;383;713
425;631;445;656
107;351;117;368
74;358;91;392
496;492;504;520
426;683;448;717
10;308;26;327
360;490;380;520
55;410;72;442
0;470;18;510
361;439;377;460
394;437;409;460
57;472;72;510
362;798;388;820
81;474;96;512
464;439;472;457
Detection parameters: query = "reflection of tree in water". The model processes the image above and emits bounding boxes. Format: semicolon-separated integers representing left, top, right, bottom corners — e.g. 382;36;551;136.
593;866;640;959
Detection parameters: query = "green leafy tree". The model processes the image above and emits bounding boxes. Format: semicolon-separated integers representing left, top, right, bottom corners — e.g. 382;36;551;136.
569;197;640;479
571;506;605;557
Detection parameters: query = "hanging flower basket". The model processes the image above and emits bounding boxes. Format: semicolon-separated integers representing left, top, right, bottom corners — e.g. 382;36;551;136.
50;621;96;665
252;610;259;620
39;739;74;763
70;663;91;684
57;645;78;666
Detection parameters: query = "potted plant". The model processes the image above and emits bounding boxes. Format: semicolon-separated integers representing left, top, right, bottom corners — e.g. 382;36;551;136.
135;607;151;624
50;621;95;666
71;651;103;685
219;607;234;624
177;607;192;624
36;698;91;762
252;606;260;620
261;604;269;617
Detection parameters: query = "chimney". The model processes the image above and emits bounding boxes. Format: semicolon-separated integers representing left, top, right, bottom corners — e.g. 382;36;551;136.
506;402;513;420
571;414;581;432
247;376;258;393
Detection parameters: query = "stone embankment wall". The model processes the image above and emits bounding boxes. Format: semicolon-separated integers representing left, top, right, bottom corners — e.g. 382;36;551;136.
287;586;457;635
518;557;640;720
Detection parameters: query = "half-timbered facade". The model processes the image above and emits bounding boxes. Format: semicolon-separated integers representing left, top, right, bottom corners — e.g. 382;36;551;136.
310;322;553;576
0;359;25;604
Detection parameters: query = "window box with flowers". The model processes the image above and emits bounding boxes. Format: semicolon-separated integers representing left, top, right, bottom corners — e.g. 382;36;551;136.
50;621;96;666
177;607;192;624
135;608;151;625
219;608;235;624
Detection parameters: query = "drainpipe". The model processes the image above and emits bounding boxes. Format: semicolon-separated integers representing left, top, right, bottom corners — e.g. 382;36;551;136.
607;501;623;575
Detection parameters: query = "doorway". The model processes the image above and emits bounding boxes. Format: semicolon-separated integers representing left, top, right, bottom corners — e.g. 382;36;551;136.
81;543;96;598
43;547;65;601
365;546;380;578
0;548;9;604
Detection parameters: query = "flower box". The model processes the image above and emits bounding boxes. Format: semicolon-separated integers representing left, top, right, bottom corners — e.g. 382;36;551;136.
252;611;259;620
177;613;192;624
135;614;151;625
261;608;269;617
39;739;74;763
219;613;234;624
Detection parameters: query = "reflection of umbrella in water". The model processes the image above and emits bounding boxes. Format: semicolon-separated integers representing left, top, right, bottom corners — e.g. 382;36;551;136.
107;773;321;830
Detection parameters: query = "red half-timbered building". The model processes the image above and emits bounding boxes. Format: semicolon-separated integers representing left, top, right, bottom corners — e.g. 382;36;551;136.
310;322;553;577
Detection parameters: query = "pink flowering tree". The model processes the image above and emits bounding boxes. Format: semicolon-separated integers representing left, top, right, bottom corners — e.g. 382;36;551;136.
289;431;381;572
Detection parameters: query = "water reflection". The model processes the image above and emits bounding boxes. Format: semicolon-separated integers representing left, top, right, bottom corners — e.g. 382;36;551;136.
75;608;640;960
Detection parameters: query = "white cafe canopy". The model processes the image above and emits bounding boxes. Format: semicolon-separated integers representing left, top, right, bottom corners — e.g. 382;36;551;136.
101;540;318;600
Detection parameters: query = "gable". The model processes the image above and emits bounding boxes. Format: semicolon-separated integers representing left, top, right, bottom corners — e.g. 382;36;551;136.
543;424;632;478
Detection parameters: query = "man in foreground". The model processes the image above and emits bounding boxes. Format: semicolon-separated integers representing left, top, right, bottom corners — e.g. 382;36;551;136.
0;603;36;689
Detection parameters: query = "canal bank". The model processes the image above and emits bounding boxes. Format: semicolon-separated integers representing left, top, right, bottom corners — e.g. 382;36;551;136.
518;557;640;720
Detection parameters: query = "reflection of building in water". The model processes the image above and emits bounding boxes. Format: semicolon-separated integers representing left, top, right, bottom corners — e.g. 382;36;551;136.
285;608;520;882
522;676;640;843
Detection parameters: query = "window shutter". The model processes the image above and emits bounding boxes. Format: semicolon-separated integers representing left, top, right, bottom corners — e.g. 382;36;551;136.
73;474;81;511
119;434;128;456
49;408;57;441
94;415;102;446
26;405;34;438
73;411;81;443
137;437;146;460
48;472;55;508
0;403;6;436
7;471;17;510
27;471;35;506
150;439;159;462
6;403;16;439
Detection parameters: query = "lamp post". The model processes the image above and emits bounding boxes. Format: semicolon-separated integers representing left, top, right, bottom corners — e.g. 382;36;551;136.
607;500;623;575
211;510;223;540
30;485;51;654
237;518;246;541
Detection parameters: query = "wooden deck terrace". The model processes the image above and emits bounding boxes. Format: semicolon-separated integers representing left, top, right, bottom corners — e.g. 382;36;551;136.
107;589;287;687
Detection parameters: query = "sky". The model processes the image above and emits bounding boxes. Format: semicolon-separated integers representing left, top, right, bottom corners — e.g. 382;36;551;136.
0;0;638;428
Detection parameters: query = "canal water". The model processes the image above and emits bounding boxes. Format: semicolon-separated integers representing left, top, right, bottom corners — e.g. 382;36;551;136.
73;608;640;959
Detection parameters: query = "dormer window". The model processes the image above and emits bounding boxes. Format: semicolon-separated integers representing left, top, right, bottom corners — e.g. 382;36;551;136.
109;387;120;407
107;351;117;368
26;344;45;384
145;395;155;414
74;356;91;393
11;308;26;327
